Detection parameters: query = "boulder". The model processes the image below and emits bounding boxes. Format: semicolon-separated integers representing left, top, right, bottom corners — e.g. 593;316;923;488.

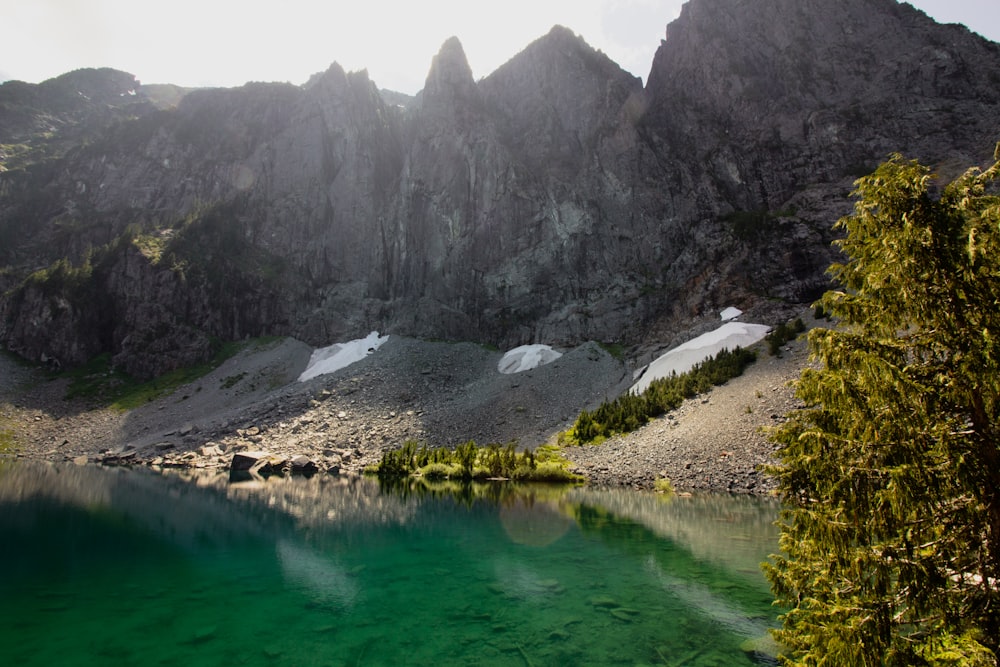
230;451;271;472
290;455;319;474
200;444;223;457
100;450;136;466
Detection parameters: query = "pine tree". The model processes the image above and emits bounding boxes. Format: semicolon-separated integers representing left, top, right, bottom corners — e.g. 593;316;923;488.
766;149;1000;666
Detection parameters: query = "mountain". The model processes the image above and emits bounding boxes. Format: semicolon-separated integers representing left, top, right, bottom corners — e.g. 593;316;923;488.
1;0;999;378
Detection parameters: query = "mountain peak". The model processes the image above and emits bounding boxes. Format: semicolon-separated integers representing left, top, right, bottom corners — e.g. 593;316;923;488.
303;62;348;90
544;24;577;41
487;23;635;86
3;0;1000;381
421;36;477;106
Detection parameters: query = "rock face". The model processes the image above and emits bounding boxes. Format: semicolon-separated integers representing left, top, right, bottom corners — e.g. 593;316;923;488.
2;0;1000;377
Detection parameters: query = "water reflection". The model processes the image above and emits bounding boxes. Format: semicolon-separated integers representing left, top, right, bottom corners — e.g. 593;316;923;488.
0;462;782;666
566;487;780;582
275;539;359;611
644;554;777;653
499;495;574;547
0;462;778;577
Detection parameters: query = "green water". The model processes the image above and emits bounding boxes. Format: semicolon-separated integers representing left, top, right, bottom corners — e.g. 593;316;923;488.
0;463;781;666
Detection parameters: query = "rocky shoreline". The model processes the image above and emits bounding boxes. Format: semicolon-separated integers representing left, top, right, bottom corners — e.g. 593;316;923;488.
0;323;812;495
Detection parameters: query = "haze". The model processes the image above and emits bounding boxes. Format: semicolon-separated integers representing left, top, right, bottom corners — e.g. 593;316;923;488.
1;0;998;94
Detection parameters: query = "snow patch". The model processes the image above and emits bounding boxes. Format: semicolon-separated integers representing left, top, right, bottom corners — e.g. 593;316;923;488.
498;344;563;374
631;322;771;394
298;331;389;382
720;306;743;321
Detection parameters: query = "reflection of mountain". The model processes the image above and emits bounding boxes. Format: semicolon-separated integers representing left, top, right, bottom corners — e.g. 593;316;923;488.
225;473;418;532
564;489;781;661
0;462;271;552
0;465;777;578
276;539;359;610
0;463;416;553
645;553;766;636
566;488;779;583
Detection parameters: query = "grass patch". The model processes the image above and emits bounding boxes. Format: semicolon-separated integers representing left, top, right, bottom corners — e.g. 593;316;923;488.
1;348;38;369
0;142;33;171
220;372;247;389
131;230;171;263
527;460;584;483
722;207;796;242
63;338;254;410
0;425;18;456
0;396;21;456
598;342;626;359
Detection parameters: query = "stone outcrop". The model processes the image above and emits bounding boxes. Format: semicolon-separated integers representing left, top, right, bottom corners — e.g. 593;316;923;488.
2;0;1000;377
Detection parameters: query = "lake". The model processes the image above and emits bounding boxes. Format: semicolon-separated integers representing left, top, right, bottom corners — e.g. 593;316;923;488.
0;461;782;666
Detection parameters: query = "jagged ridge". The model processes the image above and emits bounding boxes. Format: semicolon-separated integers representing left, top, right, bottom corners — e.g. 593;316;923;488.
1;0;999;378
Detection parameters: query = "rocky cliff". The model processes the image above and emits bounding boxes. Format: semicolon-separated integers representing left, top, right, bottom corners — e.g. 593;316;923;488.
2;0;999;378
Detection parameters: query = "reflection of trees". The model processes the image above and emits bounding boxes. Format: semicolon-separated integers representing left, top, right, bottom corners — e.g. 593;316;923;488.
370;478;779;576
374;476;573;509
571;503;654;543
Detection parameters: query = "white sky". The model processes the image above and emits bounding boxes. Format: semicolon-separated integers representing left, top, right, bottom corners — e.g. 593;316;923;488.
1;1;998;95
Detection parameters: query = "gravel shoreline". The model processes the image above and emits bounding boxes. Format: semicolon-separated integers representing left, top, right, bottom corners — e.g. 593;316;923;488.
561;336;809;494
1;323;811;494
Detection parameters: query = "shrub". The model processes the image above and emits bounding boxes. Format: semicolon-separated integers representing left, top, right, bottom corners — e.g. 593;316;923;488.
653;477;674;495
369;440;581;483
417;462;456;480
765;318;806;356
517;461;584;483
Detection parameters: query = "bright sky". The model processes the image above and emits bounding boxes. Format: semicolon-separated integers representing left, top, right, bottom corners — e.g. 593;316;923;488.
1;1;998;95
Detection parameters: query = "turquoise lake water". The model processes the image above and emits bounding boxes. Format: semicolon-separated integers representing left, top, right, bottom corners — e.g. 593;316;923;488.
0;462;782;666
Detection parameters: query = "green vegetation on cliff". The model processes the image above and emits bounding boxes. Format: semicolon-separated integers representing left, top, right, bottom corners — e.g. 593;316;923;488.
63;338;256;410
766;150;1000;666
